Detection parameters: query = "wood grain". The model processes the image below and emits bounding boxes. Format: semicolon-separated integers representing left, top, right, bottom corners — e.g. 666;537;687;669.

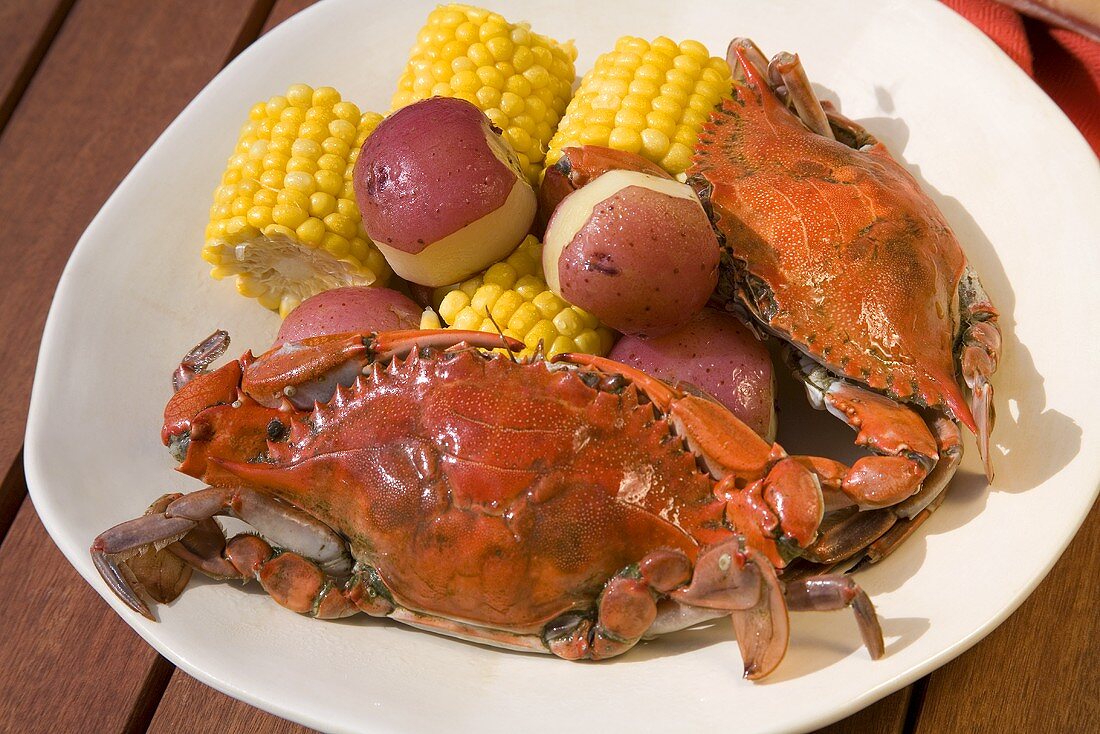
0;501;168;732
814;688;913;734
0;0;73;132
149;672;318;734
0;0;266;499
914;501;1100;733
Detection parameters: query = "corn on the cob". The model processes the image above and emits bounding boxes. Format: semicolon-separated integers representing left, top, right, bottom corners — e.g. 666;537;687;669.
203;84;391;318
391;4;577;184
420;235;615;358
546;36;732;176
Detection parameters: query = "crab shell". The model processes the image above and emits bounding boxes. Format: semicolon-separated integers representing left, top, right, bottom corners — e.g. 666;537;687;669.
690;55;974;431
93;330;886;679
209;347;732;631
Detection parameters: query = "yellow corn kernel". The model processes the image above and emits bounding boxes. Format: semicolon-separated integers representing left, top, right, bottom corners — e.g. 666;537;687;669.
574;329;602;354
524;320;559;352
546;36;732;175
452;307;483;331
507;301;540;336
204;84;391;316
439;289;472;323
483;262;518;290
547;335;576;357
429;235;615;357
391;3;577;183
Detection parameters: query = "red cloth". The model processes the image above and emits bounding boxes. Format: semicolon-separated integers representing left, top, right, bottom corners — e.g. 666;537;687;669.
943;0;1100;155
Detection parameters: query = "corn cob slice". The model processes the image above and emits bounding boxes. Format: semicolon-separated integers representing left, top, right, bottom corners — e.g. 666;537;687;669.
420;235;615;358
546;36;733;177
203;84;391;318
391;4;577;184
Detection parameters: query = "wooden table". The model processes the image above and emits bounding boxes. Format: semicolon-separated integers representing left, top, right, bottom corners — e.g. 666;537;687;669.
0;1;1096;732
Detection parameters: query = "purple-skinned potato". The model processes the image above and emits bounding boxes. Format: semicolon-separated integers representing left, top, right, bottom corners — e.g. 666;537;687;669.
275;287;422;347
608;309;776;441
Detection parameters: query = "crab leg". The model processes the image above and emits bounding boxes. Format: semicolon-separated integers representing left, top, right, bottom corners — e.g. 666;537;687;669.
554;353;776;479
767;51;835;140
671;539;790;679
957;267;1000;481
172;330;230;392
727;39;835;141
555;353;823;569
545;549;693;661
91;502;200;617
369;329;523;360
799;415;961;566
784;576;884;659
91;486;353;619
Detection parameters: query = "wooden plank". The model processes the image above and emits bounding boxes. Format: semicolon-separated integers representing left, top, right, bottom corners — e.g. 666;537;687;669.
0;0;73;132
148;673;318;734
814;688;912;734
0;500;174;732
0;0;265;501
0;0;274;730
915;502;1100;733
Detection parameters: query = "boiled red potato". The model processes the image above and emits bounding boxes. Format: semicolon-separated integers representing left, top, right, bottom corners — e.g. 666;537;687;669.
542;169;719;337
353;97;536;287
275;286;421;347
609;309;776;441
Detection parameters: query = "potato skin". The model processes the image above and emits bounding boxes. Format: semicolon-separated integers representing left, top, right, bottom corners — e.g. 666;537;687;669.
275;287;421;346
353;97;523;255
608;309;776;440
555;185;719;337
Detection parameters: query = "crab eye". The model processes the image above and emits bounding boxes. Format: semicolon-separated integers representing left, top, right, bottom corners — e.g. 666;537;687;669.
266;419;288;442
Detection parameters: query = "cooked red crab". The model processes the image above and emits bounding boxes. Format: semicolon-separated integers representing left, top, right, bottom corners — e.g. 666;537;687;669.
540;39;1001;573
92;330;884;680
687;39;1001;573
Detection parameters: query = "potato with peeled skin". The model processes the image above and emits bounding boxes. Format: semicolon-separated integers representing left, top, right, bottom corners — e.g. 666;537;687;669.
543;169;719;337
353;97;536;287
275;286;421;347
609;309;777;441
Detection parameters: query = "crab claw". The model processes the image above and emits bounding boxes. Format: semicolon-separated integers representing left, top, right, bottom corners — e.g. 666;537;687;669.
91;486;355;619
172;330;230;392
671;539;790;679
90;494;200;620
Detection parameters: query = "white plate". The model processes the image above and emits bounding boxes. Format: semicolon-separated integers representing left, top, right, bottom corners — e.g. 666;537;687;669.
25;0;1100;732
